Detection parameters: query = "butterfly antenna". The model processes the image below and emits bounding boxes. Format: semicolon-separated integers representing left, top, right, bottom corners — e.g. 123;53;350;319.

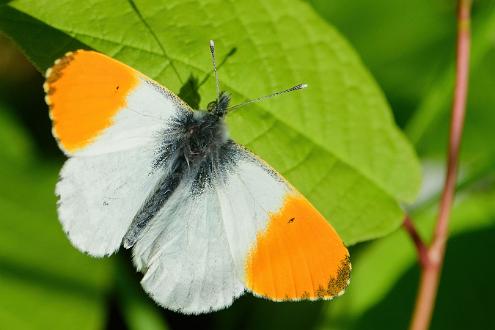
209;40;221;101
228;83;308;112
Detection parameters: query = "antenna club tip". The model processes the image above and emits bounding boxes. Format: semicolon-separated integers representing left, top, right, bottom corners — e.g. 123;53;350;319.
300;83;308;89
210;40;215;47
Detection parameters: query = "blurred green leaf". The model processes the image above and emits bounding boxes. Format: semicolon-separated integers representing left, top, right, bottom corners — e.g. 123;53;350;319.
0;0;421;244
353;226;495;330
0;107;32;166
405;3;495;147
0;104;113;329
416;46;495;163
308;0;456;127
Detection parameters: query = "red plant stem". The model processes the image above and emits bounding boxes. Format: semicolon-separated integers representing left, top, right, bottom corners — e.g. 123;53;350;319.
403;216;429;268
408;0;472;329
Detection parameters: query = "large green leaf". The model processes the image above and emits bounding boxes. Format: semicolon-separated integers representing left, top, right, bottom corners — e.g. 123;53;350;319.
0;0;420;244
0;106;113;329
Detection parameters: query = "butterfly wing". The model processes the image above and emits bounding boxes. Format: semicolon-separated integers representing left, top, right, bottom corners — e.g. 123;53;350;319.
46;50;191;256
217;145;351;301
132;141;350;313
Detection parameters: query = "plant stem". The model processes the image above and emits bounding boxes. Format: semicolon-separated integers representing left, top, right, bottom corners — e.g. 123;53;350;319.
402;216;429;268
408;0;472;329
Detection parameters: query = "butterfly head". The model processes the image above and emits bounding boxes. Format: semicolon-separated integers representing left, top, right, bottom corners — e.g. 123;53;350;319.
207;91;231;118
207;40;306;117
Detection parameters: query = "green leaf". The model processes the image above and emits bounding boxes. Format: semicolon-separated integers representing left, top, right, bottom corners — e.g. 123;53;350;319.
405;3;495;146
0;0;420;244
415;45;495;163
0;104;113;329
308;0;457;127
0;107;32;166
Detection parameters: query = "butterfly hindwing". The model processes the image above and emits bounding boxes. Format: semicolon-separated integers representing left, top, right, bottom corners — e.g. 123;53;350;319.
131;141;246;314
56;146;167;256
132;175;245;314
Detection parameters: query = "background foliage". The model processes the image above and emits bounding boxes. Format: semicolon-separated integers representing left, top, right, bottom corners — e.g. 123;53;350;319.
0;0;493;329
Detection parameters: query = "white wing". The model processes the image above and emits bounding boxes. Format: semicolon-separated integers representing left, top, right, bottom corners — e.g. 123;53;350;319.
57;144;166;256
133;177;245;314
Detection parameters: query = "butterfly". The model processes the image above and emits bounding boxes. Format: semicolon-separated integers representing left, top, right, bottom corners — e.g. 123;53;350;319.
43;40;351;314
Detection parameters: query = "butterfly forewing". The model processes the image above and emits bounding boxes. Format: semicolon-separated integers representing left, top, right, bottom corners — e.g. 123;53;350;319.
214;145;351;301
46;50;190;256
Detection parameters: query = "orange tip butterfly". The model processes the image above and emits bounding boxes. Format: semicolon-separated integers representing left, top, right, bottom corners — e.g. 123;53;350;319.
43;40;351;314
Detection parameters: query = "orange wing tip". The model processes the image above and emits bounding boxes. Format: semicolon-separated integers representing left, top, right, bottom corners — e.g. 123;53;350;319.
247;255;352;302
44;51;76;79
44;52;80;154
320;255;352;298
245;193;351;301
45;67;52;79
44;50;140;153
307;255;352;301
50;126;68;154
44;51;79;106
45;51;78;84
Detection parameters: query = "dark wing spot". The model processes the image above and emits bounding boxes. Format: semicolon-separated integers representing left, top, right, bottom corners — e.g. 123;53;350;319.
288;217;295;224
325;255;352;296
316;285;326;298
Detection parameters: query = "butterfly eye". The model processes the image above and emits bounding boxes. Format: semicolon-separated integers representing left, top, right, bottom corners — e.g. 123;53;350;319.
207;100;217;112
